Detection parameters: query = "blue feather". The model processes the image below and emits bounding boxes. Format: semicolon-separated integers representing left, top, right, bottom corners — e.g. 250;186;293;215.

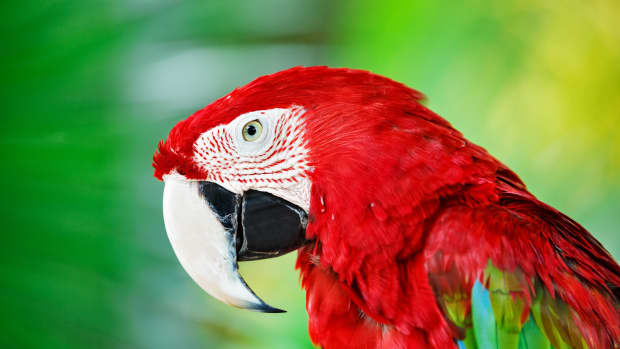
471;281;497;349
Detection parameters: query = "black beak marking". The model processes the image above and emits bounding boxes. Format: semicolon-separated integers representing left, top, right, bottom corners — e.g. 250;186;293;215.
237;189;308;261
199;182;309;261
198;181;239;231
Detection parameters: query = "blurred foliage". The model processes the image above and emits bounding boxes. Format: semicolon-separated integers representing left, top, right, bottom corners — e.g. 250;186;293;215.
1;0;617;348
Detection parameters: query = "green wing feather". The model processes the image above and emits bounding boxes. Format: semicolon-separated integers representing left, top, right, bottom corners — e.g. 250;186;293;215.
434;261;590;349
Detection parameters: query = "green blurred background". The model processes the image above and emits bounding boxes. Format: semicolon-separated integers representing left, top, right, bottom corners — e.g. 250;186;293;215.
3;1;618;348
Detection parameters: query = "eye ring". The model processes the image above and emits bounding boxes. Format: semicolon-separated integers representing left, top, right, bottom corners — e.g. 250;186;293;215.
242;120;263;142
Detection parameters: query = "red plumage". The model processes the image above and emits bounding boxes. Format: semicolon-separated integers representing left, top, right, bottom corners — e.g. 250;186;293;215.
154;67;620;348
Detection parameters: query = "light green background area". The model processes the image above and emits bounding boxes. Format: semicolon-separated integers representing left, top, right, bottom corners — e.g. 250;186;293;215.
2;1;618;348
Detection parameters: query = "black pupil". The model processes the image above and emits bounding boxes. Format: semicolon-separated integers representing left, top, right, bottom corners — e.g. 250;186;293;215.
246;124;257;136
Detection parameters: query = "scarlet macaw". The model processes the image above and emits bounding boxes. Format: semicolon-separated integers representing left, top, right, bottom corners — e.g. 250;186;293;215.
153;67;619;349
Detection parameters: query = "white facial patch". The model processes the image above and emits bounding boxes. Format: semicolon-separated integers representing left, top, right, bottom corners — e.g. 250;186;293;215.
192;106;311;211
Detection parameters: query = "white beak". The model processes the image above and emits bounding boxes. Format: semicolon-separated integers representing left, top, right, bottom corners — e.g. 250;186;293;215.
162;178;281;311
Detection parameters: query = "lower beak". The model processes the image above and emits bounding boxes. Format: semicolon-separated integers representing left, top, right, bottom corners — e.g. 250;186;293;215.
162;179;308;312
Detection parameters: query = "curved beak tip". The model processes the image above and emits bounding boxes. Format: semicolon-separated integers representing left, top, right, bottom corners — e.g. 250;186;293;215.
245;302;286;313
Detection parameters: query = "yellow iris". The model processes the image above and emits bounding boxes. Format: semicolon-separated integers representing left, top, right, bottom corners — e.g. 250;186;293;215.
242;120;263;142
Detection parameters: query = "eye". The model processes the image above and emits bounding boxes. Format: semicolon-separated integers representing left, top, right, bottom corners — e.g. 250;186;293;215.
242;120;263;142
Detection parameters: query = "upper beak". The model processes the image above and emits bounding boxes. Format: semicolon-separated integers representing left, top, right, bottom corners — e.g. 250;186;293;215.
162;178;308;312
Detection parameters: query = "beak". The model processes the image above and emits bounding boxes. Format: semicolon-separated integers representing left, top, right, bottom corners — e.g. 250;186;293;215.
162;178;308;312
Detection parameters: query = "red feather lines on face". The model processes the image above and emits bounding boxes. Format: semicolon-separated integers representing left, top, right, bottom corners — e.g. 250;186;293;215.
193;127;235;184
190;106;310;190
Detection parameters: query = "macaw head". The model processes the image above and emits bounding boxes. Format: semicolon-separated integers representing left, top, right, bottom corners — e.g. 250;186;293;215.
153;66;475;312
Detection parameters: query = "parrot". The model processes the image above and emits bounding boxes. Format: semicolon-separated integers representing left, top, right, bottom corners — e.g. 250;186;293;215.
152;66;619;349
